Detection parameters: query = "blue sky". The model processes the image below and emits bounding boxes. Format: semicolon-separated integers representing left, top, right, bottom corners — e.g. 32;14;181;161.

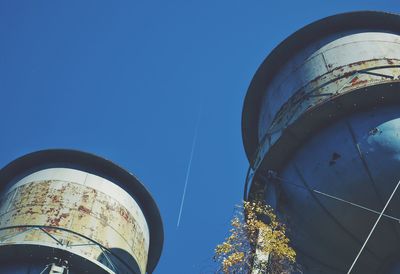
0;1;399;273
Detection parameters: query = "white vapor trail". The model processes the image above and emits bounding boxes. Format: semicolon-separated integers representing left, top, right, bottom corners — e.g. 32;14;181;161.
177;106;202;228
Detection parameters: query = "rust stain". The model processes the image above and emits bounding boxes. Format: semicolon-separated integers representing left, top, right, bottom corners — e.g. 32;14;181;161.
42;227;56;233
350;76;359;84
118;206;130;222
343;71;353;78
0;179;149;273
45;207;56;214
354;80;368;86
51;195;61;204
47;213;69;226
309;58;399;86
350;76;368;86
351;60;368;67
99;212;108;226
25;207;35;215
78;205;91;214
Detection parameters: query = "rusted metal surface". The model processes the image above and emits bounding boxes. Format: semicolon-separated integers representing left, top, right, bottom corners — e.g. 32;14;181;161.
258;33;400;138
0;168;150;274
252;32;400;170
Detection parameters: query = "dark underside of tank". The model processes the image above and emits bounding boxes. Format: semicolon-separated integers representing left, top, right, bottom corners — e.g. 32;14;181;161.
0;244;140;274
262;104;400;274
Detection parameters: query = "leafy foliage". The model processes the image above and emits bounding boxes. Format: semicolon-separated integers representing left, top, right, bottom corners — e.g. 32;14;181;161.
214;201;297;273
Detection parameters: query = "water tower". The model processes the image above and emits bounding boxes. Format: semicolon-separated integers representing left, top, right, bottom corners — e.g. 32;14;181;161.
0;149;163;274
242;11;400;273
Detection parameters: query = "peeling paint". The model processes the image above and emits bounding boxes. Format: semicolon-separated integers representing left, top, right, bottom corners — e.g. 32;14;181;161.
257;58;400;168
0;178;149;274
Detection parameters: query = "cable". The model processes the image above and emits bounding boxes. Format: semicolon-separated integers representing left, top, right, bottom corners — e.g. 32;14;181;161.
347;179;400;273
313;190;400;223
271;173;400;223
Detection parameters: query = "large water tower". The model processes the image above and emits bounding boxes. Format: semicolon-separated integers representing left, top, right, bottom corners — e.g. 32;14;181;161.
242;11;400;273
0;149;163;274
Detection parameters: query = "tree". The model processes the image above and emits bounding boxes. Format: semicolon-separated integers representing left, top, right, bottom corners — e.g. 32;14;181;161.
214;201;297;273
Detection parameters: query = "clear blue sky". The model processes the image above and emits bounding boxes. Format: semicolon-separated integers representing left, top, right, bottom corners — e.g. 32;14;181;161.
0;1;399;273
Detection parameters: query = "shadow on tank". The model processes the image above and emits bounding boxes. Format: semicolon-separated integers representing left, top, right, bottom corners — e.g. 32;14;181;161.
98;248;141;274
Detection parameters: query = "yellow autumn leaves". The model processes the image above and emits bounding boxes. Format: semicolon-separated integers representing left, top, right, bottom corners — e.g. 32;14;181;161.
214;201;297;273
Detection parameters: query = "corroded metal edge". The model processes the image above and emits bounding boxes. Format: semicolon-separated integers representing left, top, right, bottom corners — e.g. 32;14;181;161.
252;61;400;170
242;11;400;163
0;149;163;274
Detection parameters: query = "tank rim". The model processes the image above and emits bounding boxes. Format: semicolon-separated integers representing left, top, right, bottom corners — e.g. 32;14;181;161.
0;148;164;274
242;10;400;163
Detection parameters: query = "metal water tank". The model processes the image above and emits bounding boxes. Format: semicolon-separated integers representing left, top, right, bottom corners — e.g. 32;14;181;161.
242;11;400;273
0;149;163;274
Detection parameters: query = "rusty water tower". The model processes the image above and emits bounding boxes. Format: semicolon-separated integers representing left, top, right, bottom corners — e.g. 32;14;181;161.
0;149;163;274
242;11;400;273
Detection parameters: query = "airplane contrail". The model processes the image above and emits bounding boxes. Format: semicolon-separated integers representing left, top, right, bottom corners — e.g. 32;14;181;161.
177;106;202;228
